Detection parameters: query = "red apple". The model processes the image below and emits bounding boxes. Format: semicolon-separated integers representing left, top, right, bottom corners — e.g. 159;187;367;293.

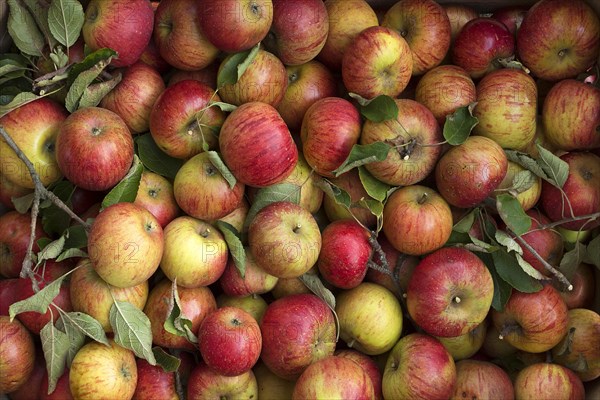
219;251;279;297
492;5;529;36
444;4;479;41
558;263;596;309
451;359;515;400
134;171;180;228
138;36;171;75
132;358;177;400
217;294;269;325
513;362;585;400
0;279;18;316
187;363;258;400
0;316;35;394
493;160;542;212
516;209;564;277
40;368;73;400
0;211;45;278
335;349;383;400
168;63;219;88
12;350;45;400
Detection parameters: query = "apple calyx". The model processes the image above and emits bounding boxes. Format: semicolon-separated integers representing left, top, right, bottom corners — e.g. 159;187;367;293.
553;327;576;357
91;126;103;136
387;136;417;161
452;296;462;304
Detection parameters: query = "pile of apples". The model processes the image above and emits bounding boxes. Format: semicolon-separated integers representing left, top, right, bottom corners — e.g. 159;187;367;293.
0;0;599;399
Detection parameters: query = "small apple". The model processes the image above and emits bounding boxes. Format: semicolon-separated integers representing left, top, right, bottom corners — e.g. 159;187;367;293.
254;361;295;400
513;362;585;400
132;358;177;400
558;263;596;309
187;363;258;400
0;316;35;394
0;211;45;278
335;349;383;400
516;209;564;277
444;4;479;41
493;160;542;212
0;173;32;210
492;5;529;36
217;294;268;324
219;250;279;297
134;171;180;228
451;359;514;400
436;320;488;361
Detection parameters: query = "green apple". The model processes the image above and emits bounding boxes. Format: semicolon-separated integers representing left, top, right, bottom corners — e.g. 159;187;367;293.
254;361;295;400
436;320;487;361
217;294;269;325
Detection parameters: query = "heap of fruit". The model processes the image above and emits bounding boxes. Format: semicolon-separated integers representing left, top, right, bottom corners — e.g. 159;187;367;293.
0;0;599;399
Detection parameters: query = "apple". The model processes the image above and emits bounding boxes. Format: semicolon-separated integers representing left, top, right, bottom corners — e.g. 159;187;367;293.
271;276;312;299
336;282;403;355
262;0;329;66
492;284;569;353
493;160;542;212
335;349;383;400
0;98;68;189
383;185;453;256
173;152;245;221
69;339;137;400
292;355;375;400
39;367;73;400
254;361;295;400
132;358;177;400
56;107;134;191
149;79;225;159
435;135;508;208
198;0;272;53
69;258;148;332
318;0;379;71
452;17;515;79
198;307;262;376
168;62;220;88
482;323;518;359
0;211;45;278
301;97;362;178
248;201;321;279
153;0;219;71
513;362;585;400
451;359;514;400
383;333;456;400
542;79;600;151
552;308;600;382
219;101;298;187
218;49;288;107
87;202;163;288
187;363;258;400
360;98;444;186
217;294;268;324
217;198;250;235
558;263;596;309
517;0;600;81
492;5;529;36
16;351;48;400
342;25;413;99
276;60;338;132
100;61;165;134
160;216;228;288
138;35;172;75
436;320;488;361
144;279;217;351
134;171;180;228
0;279;18;316
277;153;324;214
69;187;105;216
0;316;35;394
444;4;479;41
0;173;32;210
540;151;600;231
219;250;279;297
260;293;337;380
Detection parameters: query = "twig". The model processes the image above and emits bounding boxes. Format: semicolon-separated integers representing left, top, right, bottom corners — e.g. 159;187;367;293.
537;212;600;231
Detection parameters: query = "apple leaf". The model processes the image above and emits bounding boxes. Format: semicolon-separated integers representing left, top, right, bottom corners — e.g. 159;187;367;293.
57;311;109;346
0;92;43;118
67;48;118;86
560;241;587;280
583;234;600;269
511;170;537;194
505;149;549;179
11;192;35;214
496;194;532;236
101;155;143;210
153;347;181;373
514;253;546;280
9;275;67;321
467;234;499;253
37;235;66;265
78;71;122;109
7;0;45;56
62;224;88;249
443;103;479;146
358;166;391;202
40;321;70;395
298;273;340;341
453;210;476;234
209;101;238;113
217;43;261;88
109;300;157;365
56;248;87;262
332;142;392;177
215;221;246;278
316;179;352;210
536;144;569;188
0;57;29;86
349;93;399;122
207;151;237;189
495;230;523;255
47;0;84;48
41;180;75;237
22;0;56;48
242;183;301;233
164;280;198;344
49;46;69;69
491;248;543;293
135;133;183;180
54;313;86;366
479;253;512;311
65;56;113;112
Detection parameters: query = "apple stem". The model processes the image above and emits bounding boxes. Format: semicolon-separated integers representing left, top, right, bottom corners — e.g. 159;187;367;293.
453;296;461;304
347;339;355;348
293;223;302;233
498;323;520;340
417;192;428;205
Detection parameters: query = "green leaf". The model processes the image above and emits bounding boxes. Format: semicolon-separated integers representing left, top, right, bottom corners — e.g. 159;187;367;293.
515;253;545;280
209;101;238;113
7;0;45;56
109;300;157;365
332;142;392;177
11;192;35;214
243;183;302;232
22;0;55;48
0;92;42;118
495;230;522;255
583;235;600;269
67;48;117;86
491;249;543;293
101;155;142;209
358;166;391;202
54;313;85;366
560;241;587;280
49;47;69;69
48;0;84;47
478;253;512;311
9;275;67;320
505;150;549;180
78;71;122;109
215;221;245;278
37;235;66;264
57;311;109;345
496;194;532;236
468;234;499;253
41;180;75;237
349;93;399;122
536;144;569;188
135;133;183;180
298;273;340;341
63;224;88;249
316;179;352;209
153;347;181;373
446;230;472;246
65;56;113;112
354;198;384;219
453;210;476;234
443;103;479;146
217;43;261;88
511;170;537;194
40;321;70;395
206;151;236;189
163;280;198;344
56;248;88;262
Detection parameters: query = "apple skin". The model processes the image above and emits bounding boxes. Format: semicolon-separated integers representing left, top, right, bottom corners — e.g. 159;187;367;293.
383;185;453;256
260;293;337;381
132;358;177;400
217;198;250;235
407;247;494;338
452;17;515;79
39;367;73;400
56;107;134;192
292;355;375;400
335;350;383;400
138;35;172;75
444;4;479;41
0;279;18;316
492;5;529;36
383;333;456;400
168;62;219;88
336;282;403;356
493;160;542;212
435;135;508;208
451;359;514;400
436;320;488;362
277;153;324;214
219;250;279;297
552;308;600;382
415;65;477;126
558;263;596;309
198;306;262;377
513;362;585;400
0;174;32;210
361;98;443;186
301;97;362;178
0;211;45;278
342;26;413;99
540;151;600;231
517;0;600;81
187;363;258;400
516;209;564;277
492;284;569;353
153;0;219;71
149;79;225;159
198;0;273;53
217;294;269;325
143;279;217;351
70;258;148;332
254;361;296;400
69;339;137;400
160;216;228;288
0;98;68;189
271;275;312;299
0;316;35;394
542;79;600;151
100;61;165;134
134;171;180;228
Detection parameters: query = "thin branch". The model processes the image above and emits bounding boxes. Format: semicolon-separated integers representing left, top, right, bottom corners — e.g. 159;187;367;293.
537;212;600;231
